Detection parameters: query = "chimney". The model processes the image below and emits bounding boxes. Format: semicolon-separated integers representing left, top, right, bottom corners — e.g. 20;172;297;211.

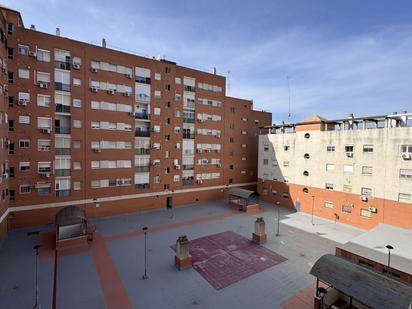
212;67;217;75
30;24;36;30
56;27;60;36
102;38;106;48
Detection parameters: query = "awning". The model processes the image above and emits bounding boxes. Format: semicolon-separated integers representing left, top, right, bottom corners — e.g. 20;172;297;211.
310;254;412;309
55;206;87;226
228;188;255;200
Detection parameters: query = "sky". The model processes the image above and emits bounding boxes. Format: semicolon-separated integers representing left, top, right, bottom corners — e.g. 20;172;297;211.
3;0;412;123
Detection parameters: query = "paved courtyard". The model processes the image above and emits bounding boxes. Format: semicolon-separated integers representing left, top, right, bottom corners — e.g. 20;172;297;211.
0;199;364;309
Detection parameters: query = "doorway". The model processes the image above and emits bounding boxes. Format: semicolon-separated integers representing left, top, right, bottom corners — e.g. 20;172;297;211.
166;196;173;209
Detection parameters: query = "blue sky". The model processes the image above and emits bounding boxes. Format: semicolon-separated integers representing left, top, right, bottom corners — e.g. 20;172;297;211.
4;0;412;123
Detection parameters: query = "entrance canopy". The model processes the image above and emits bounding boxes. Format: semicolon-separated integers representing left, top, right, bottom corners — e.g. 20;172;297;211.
310;254;412;309
228;188;255;200
55;206;87;241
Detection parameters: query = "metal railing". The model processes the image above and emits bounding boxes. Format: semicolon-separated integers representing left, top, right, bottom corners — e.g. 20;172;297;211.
183;117;195;123
55;127;71;134
55;169;70;177
55;148;70;155
135;112;149;120
135;183;150;190
56;104;71;113
135;165;150;173
135;130;151;137
135;148;150;155
55;189;71;197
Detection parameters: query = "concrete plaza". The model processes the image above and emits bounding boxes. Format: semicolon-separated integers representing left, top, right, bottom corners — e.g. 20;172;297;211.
0;199;365;309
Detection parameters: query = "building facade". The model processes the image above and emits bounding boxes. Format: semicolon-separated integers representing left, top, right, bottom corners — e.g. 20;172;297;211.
258;113;412;230
0;6;272;240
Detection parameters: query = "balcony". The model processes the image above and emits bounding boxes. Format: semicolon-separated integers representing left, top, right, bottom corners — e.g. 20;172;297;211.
38;187;51;196
55;169;70;177
135;94;150;103
135;183;150;190
183;102;195;109
55;189;71;197
135;77;151;85
182;178;194;186
55;126;71;134
135;112;149;120
135;148;150;155
56;148;70;155
184;85;195;92
183;117;195;123
55;60;71;70
135;130;151;137
183;164;194;170
56;104;71;114
55;82;71;92
183;133;195;139
135;165;150;173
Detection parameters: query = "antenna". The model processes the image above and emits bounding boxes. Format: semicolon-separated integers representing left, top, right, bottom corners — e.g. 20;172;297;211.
227;70;231;95
287;76;291;123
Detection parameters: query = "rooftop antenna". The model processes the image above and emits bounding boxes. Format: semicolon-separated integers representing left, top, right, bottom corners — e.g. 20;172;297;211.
227;70;231;95
287;76;291;123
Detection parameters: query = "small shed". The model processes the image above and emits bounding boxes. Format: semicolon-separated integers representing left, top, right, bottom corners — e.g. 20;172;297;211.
310;254;412;309
55;206;87;241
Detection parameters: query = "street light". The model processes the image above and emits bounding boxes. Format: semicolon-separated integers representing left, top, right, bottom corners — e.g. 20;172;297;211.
276;202;280;237
385;244;394;274
317;287;328;309
311;195;315;226
33;244;41;309
142;227;149;280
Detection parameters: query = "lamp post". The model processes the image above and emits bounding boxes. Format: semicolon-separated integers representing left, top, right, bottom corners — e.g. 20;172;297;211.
33;244;41;309
311;195;315;226
317;287;328;309
142;227;149;280
385;244;394;274
276;202;280;237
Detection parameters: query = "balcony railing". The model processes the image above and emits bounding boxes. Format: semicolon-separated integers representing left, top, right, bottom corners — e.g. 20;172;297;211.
183;133;195;139
183;102;195;109
56;104;71;113
182;178;194;185
135;148;150;155
183;117;195;123
55;82;71;92
135;94;150;103
55;169;70;177
183;164;194;170
55;148;70;155
135;112;149;120
135;77;151;85
55;189;71;197
55;60;71;70
38;188;51;196
55;126;71;134
184;85;196;92
135;130;151;137
135;183;150;190
135;165;150;173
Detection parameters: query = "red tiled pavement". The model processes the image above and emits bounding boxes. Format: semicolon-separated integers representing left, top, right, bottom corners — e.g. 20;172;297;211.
280;283;319;309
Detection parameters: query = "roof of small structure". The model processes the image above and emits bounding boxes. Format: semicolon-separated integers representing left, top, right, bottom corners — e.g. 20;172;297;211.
228;188;255;199
299;115;328;123
55;206;87;226
310;254;412;309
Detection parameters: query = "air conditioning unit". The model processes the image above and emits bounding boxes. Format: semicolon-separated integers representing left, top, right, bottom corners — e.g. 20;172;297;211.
206;149;211;153
93;148;101;153
1;67;6;74
129;112;134;116
197;119;203;123
91;86;98;93
29;51;37;57
107;89;116;95
346;152;354;157
40;172;51;178
117;180;124;185
401;153;411;160
42;128;51;134
152;161;160;166
39;82;48;89
125;73;132;79
123;92;130;97
361;195;368;202
91;68;98;73
72;64;80;70
174;165;180;170
216;164;221;168
197;149;203;153
368;207;377;213
2;173;8;179
18;99;28;106
196;180;203;184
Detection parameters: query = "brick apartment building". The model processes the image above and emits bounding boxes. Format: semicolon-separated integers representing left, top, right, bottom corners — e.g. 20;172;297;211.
258;113;412;230
0;5;272;240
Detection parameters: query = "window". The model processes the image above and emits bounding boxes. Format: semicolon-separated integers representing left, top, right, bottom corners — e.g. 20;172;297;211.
73;140;81;149
360;209;371;218
37;49;51;62
37;95;51;107
400;169;412;180
73;181;81;191
19;139;30;148
302;188;309;194
18;69;30;79
20;184;31;194
361;187;372;197
345;145;354;154
73;161;81;170
154;90;161;98
73;120;81;128
230;137;234;143
343;185;352;192
325;183;334;190
326;164;335;172
73;99;82;108
8;72;13;83
8;96;14;108
398;193;411;203
73;78;81;86
363;145;374;153
400;145;412;154
342;204;352;213
327;145;335;152
362;166;373;175
283;161;290;167
7;23;14;34
54;69;70;91
282;193;289;198
304;153;310;159
303;171;309;176
19;115;30;124
263;159;268;166
230;107;235;113
19;162;30;171
304;133;310;139
8;120;14;131
321;201;333;209
165;67;171;74
343;164;353;173
154;107;161;115
8;47;13;59
18;45;29;55
38;139;51;151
